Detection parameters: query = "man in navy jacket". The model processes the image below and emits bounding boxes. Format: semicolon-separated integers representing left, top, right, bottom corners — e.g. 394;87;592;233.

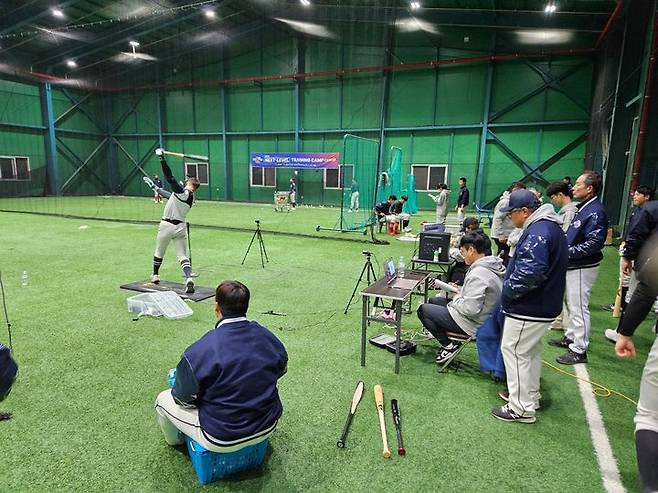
492;190;567;423
550;171;608;364
155;281;288;451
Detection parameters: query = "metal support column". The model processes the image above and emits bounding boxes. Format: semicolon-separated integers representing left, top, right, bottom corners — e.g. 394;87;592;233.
377;26;395;178
221;50;231;201
475;55;494;206
40;82;60;196
295;38;305;202
104;93;119;193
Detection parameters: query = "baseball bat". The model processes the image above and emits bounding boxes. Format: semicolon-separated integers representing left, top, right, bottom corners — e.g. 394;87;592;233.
374;385;391;459
613;245;625;318
391;399;405;455
336;380;365;448
162;150;209;162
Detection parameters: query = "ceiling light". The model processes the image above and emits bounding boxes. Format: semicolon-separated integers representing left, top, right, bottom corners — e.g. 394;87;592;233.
410;1;421;9
300;0;311;6
204;9;216;19
544;4;557;13
66;59;77;68
51;8;65;18
129;40;140;47
516;29;573;44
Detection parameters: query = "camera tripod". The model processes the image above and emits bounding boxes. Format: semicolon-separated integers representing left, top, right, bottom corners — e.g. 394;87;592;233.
242;220;269;268
344;251;377;314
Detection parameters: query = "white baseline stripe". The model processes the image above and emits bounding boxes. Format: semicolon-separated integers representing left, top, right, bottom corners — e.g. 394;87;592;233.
574;364;626;493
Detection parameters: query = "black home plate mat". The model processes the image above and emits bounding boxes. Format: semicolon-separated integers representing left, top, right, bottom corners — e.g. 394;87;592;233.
120;280;215;302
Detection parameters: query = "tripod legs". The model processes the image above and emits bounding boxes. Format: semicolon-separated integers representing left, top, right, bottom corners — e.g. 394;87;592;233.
242;227;269;268
344;258;377;314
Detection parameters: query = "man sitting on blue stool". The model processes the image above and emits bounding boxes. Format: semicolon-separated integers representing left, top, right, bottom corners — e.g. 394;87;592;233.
155;280;288;451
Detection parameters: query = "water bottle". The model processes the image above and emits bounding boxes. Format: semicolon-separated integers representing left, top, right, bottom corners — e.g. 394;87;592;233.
398;256;406;278
21;271;28;287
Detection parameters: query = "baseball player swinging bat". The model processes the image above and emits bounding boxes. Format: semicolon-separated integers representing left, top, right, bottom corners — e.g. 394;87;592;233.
336;380;365;448
374;384;391;459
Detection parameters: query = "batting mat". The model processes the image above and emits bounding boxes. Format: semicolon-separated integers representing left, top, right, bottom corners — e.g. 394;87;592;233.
120;280;215;302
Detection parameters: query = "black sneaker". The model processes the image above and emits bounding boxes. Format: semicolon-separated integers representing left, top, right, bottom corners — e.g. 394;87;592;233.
185;278;195;294
491;404;536;424
556;349;587;365
436;342;463;364
498;390;540;410
548;336;573;348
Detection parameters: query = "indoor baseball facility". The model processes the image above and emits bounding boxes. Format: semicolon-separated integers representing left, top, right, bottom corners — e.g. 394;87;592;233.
1;1;658;491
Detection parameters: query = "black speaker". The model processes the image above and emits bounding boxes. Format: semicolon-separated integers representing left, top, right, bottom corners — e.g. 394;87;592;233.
419;232;451;261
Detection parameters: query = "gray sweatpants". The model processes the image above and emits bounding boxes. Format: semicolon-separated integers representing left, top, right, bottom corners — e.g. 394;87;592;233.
564;266;600;354
636;335;658;434
502;317;550;417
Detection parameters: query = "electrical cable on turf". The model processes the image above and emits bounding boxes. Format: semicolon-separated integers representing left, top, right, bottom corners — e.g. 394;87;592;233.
542;360;637;405
0;272;13;350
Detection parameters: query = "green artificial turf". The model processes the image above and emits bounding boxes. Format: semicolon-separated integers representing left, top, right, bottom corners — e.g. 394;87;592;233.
0;203;654;492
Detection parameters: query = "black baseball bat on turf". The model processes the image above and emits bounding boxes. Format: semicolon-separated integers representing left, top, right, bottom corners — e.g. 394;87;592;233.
391;399;405;455
337;380;365;448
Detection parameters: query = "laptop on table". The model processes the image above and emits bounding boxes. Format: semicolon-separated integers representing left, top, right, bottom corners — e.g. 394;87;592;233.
383;258;419;290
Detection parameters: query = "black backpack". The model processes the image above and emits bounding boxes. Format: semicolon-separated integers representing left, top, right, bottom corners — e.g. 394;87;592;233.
0;344;17;402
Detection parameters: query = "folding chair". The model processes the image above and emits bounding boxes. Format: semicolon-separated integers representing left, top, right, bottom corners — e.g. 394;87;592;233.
474;203;493;228
437;331;475;372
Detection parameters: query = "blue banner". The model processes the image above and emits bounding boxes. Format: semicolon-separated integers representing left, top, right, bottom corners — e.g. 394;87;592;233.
251;152;340;169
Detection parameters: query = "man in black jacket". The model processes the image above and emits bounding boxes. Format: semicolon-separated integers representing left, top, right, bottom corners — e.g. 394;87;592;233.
614;234;658;493
550;171;608;365
456;177;469;224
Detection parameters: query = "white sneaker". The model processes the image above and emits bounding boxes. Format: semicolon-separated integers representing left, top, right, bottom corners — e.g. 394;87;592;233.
604;329;619;343
150;274;160;284
185;278;195;294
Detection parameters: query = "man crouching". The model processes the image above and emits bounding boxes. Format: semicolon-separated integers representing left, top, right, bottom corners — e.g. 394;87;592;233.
155;280;288;450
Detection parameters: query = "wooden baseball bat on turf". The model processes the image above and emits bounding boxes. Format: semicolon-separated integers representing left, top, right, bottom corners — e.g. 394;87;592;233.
337;381;365;448
374;385;391;459
162;150;209;162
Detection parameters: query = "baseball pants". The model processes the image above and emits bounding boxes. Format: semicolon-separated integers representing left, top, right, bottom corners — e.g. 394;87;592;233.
564;266;600;355
154;221;189;262
155;390;274;453
502;317;549;417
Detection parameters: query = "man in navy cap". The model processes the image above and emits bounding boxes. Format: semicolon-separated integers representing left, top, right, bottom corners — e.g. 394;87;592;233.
492;190;567;423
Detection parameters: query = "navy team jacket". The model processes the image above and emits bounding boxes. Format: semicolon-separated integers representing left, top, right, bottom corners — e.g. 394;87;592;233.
172;316;288;444
566;197;608;270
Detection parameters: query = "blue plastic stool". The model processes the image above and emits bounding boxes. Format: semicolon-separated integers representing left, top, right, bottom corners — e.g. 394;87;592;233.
185;436;269;485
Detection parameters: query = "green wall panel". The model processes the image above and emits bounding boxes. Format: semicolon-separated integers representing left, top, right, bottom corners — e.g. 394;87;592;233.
436;65;486;124
0;80;42;127
303;81;341;130
195;88;222;132
388;71;435;127
342;75;381;129
165;90;194;133
263;83;294;131
228;87;261;131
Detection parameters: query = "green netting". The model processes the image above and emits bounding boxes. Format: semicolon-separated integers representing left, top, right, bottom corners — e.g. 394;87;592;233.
317;134;379;232
376;146;403;204
404;174;418;214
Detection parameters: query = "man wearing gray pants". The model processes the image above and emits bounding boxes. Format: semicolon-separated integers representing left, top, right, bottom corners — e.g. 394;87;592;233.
614;235;658;493
492;190;567;423
550;171;608;365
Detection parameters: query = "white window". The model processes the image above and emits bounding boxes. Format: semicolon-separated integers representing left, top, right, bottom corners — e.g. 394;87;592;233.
412;164;448;191
185;162;208;185
250;166;276;187
0;156;30;181
324;165;353;189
